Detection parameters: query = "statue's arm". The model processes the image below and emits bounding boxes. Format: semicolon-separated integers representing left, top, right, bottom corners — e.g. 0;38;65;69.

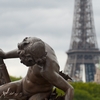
53;72;74;100
41;62;74;100
0;49;19;59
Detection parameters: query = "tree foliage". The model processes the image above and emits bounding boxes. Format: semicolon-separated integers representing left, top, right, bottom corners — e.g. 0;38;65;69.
71;82;100;100
10;75;22;81
55;82;100;100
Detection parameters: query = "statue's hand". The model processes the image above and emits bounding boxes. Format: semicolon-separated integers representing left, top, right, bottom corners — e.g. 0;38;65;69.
0;49;5;58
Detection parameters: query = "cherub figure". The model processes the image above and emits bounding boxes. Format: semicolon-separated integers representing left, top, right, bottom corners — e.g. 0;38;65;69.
0;37;74;100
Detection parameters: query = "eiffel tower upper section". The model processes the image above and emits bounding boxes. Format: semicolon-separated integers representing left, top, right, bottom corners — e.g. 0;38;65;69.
64;0;100;82
69;0;99;51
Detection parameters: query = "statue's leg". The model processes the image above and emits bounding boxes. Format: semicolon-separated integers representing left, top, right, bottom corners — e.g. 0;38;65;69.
28;91;51;100
0;80;22;94
0;58;25;99
0;57;11;84
0;80;23;100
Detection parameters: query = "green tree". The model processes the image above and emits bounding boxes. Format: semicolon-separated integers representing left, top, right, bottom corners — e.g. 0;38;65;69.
74;89;93;100
71;82;100;100
10;75;22;81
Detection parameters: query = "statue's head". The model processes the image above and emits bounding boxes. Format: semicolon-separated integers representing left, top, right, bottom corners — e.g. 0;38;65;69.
17;37;47;66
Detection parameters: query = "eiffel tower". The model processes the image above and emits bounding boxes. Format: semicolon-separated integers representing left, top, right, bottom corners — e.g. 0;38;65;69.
64;0;100;82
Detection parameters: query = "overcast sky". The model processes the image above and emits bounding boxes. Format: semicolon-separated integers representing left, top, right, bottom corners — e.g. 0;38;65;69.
0;0;100;77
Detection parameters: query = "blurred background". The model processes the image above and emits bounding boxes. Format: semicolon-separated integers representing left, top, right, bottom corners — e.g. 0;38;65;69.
0;0;100;77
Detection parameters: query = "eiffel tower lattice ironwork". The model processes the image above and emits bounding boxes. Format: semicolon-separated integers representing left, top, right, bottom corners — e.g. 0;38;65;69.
64;0;100;82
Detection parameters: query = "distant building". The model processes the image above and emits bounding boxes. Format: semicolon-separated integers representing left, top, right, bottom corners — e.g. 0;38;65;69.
64;0;100;82
94;64;100;83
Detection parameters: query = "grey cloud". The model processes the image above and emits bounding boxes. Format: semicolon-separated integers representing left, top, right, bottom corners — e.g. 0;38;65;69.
0;7;73;37
0;0;73;9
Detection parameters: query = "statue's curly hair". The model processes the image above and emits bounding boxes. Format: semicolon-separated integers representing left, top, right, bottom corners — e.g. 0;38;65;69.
24;37;47;65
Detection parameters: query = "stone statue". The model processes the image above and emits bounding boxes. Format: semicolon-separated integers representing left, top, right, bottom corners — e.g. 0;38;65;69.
0;37;74;100
0;57;11;85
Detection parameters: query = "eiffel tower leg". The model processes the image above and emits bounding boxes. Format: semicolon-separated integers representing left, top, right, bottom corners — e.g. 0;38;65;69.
0;57;11;85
